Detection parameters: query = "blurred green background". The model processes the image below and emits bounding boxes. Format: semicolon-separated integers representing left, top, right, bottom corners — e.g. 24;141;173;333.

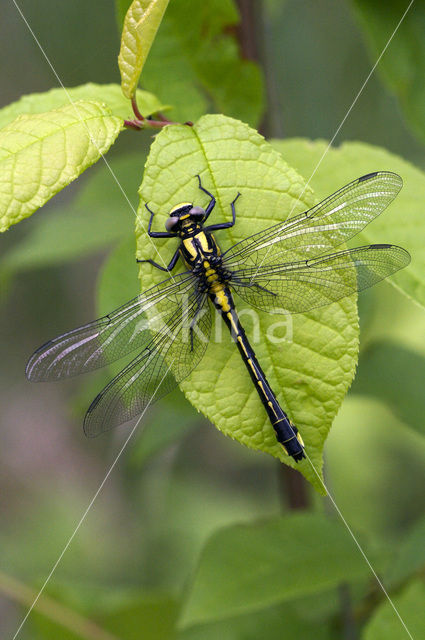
1;1;424;638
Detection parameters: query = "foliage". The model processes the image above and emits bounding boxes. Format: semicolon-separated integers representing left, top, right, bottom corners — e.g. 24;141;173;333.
136;114;358;491
351;0;425;145
119;0;171;99
1;1;424;639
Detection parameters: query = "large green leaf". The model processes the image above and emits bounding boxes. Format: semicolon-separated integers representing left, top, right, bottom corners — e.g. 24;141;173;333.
350;1;425;145
0;101;122;232
0;84;166;131
140;0;265;126
362;579;425;640
118;0;170;99
136;114;359;492
0;153;145;272
178;513;377;628
271;138;425;308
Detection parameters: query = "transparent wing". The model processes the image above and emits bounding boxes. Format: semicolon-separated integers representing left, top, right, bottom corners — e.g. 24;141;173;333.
26;272;197;381
223;172;403;270
232;245;410;314
83;289;211;437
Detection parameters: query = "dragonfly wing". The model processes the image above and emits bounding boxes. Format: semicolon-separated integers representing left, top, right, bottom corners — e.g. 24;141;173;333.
83;290;212;437
26;272;196;381
223;172;403;270
232;245;410;314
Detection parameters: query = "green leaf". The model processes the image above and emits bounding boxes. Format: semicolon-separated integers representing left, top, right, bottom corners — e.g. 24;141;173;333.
0;152;145;273
351;340;425;437
325;396;425;543
350;1;425;145
118;0;170;99
101;592;179;640
0;101;122;232
385;516;425;587
28;585;179;640
271;138;425;308
141;0;265;126
178;599;337;640
0;84;166;131
97;236;140;316
179;513;377;628
136;114;359;492
362;579;425;640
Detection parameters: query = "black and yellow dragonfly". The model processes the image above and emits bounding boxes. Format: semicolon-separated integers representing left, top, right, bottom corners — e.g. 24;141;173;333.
26;171;410;462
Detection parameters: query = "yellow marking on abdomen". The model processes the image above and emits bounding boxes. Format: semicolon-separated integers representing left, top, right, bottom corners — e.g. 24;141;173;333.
296;432;305;447
247;358;259;377
226;311;239;333
237;335;249;357
268;401;278;417
211;287;231;312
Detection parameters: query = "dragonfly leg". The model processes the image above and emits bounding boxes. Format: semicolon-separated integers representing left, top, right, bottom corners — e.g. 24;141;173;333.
196;175;216;219
204;192;240;232
137;246;180;272
144;203;175;238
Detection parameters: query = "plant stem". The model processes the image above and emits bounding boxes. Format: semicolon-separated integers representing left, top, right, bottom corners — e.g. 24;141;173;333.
235;0;284;138
131;95;144;121
339;582;359;640
278;464;310;510
236;0;308;510
0;570;120;640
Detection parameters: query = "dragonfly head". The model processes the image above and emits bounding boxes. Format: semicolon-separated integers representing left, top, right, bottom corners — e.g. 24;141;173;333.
165;203;206;232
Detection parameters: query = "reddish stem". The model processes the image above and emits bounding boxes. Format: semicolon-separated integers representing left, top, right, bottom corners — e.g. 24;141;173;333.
131;95;144;121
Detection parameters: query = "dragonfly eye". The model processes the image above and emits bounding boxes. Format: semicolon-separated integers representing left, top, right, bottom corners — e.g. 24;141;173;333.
189;206;205;220
165;216;179;232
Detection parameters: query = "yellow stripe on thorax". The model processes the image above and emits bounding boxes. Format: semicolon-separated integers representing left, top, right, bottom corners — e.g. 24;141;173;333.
183;237;197;258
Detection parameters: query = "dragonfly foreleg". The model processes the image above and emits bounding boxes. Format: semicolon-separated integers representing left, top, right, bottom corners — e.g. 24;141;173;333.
137;246;180;272
196;175;216;219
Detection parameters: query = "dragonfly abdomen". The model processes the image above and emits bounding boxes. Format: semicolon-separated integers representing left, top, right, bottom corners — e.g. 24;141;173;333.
212;288;305;462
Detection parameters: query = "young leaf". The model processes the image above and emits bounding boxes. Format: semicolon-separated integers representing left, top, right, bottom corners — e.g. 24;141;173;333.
136;114;359;492
272;138;425;308
0;84;167;131
0;101;122;232
178;513;377;628
119;0;170;99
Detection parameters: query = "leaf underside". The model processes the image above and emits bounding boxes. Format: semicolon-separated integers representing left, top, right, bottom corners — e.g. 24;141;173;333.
119;0;170;99
0;100;122;232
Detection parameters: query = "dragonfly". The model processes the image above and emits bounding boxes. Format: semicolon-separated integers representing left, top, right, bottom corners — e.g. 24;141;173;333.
26;171;410;462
